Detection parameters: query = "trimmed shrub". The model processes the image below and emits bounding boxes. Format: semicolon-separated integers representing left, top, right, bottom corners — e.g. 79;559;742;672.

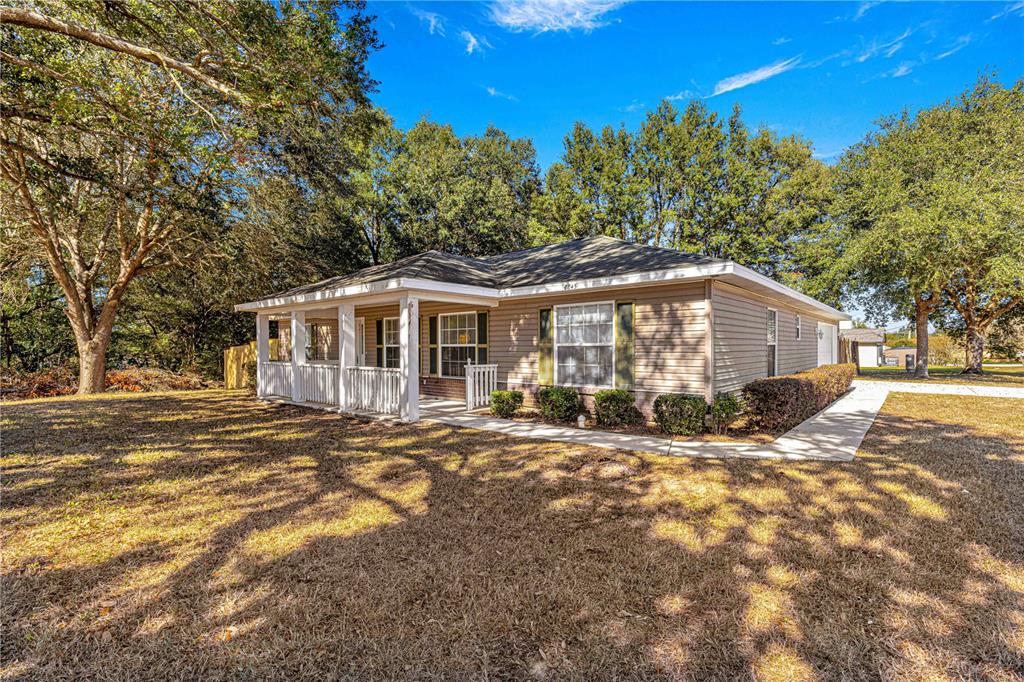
490;390;524;418
593;389;644;426
537;386;581;422
742;363;856;432
653;393;707;436
710;392;742;435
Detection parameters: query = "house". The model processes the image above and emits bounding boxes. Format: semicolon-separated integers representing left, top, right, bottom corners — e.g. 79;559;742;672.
839;327;885;368
235;236;850;422
883;346;917;368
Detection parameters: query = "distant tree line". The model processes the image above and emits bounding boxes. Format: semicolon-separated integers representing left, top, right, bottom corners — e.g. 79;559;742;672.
2;3;1021;389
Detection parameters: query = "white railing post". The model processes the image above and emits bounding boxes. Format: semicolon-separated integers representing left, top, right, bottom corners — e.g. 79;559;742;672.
399;296;419;422
291;310;306;403
338;302;355;411
256;314;270;397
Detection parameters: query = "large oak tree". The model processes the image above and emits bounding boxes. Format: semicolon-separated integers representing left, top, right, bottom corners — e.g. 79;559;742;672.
1;0;378;392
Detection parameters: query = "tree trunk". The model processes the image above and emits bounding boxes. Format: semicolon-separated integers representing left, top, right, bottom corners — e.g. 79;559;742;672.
77;340;109;394
913;294;932;379
962;326;985;374
73;312;117;395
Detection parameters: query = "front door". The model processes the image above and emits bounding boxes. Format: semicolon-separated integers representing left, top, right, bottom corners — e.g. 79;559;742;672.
817;322;837;365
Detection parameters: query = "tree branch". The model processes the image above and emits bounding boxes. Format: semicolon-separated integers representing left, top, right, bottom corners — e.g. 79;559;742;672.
0;6;249;105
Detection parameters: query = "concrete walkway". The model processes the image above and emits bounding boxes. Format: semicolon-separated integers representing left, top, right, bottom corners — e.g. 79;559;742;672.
852;380;1024;399
422;379;1023;463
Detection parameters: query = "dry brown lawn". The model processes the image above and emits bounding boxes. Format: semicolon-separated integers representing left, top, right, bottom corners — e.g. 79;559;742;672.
2;389;1022;681
857;364;1024;387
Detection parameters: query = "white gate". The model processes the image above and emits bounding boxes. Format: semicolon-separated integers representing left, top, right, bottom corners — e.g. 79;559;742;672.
299;364;339;405
465;363;498;410
346;366;401;414
261;362;291;397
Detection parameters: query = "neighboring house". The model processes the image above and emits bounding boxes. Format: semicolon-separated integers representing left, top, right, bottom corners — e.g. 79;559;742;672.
839;328;885;367
235;236;850;422
883;346;917;368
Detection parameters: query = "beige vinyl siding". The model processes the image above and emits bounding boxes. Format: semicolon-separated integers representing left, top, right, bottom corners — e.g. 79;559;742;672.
355;283;706;406
713;282;833;393
492;282;706;406
777;308;819;375
713;284;768;394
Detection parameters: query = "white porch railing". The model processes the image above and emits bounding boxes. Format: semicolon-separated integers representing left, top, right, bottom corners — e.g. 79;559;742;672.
346;366;401;414
465;363;498;410
261;361;292;397
299;363;339;405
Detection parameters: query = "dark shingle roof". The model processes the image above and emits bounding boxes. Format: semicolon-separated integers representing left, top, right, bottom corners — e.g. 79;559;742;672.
264;236;728;301
839;328;885;343
483;236;723;287
270;249;499;298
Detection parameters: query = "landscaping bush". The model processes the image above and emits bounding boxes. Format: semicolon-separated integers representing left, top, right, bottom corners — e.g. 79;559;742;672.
593;389;644;426
1;366;214;400
537;386;581;422
710;392;743;435
653;393;707;436
742;363;856;432
490;390;524;418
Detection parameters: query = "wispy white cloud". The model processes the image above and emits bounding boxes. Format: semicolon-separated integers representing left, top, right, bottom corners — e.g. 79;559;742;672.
489;0;627;33
461;30;491;54
936;34;973;59
486;86;518;101
712;57;801;96
665;89;694;101
854;1;884;20
888;62;913;78
855;28;912;62
772;36;791;45
409;6;446;36
620;99;645;113
988;1;1024;21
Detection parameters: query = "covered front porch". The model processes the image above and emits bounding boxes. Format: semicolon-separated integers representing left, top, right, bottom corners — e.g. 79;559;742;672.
250;292;498;422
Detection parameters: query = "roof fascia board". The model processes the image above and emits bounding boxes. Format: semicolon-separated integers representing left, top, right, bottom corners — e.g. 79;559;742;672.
727;263;850;320
234;277;500;312
236;262;848;321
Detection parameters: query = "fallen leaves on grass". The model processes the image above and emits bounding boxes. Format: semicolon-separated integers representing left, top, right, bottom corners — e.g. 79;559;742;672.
1;390;1022;680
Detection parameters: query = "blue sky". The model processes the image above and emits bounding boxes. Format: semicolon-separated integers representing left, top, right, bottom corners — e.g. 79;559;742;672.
365;1;1024;168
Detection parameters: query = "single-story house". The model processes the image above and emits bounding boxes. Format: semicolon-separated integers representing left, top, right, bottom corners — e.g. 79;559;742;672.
235;236;850;422
883;346;917;368
839;327;885;367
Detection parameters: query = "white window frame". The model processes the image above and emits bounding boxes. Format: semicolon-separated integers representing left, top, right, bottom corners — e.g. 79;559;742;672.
796;314;802;341
383;317;400;369
305;321;337;363
767;308;779;377
552;300;616;389
438;311;478;379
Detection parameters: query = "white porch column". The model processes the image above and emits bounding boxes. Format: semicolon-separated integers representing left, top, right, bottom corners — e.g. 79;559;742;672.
399;295;419;422
256;313;270;397
291;310;306;402
337;302;355;411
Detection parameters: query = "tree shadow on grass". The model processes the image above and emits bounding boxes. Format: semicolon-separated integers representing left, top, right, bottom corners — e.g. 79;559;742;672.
2;390;1023;680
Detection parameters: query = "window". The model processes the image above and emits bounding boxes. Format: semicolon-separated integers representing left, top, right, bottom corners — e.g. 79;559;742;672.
440;312;478;377
766;309;778;377
554;302;614;387
305;322;337;362
795;315;802;341
383;317;400;368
